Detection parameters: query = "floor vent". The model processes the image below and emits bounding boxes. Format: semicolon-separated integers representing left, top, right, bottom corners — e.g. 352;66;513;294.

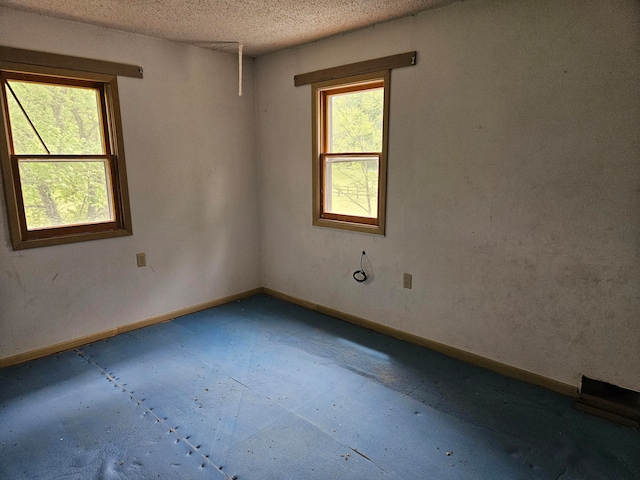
574;376;640;429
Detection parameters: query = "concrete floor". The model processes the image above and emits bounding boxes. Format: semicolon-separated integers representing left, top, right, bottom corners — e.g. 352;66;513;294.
1;294;638;479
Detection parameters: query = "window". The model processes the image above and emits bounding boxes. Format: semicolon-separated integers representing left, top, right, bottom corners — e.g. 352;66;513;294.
312;71;389;234
0;56;134;249
299;52;416;234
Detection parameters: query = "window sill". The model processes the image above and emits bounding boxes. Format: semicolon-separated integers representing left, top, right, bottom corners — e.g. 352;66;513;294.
313;217;385;235
11;227;132;250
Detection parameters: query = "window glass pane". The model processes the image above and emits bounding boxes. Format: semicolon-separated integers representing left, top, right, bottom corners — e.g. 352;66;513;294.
328;87;383;153
18;160;114;230
6;80;105;155
324;155;379;218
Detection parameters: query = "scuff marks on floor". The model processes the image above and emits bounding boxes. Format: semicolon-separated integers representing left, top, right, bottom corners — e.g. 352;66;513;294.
1;294;639;479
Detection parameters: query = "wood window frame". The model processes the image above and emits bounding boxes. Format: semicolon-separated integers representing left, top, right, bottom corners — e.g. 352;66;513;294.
312;70;390;235
298;52;416;235
0;50;139;250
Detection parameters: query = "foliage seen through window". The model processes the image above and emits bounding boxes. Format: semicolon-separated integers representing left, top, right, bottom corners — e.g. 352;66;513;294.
6;79;113;230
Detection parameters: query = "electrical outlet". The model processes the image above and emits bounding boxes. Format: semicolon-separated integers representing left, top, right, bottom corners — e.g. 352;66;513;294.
403;273;412;289
136;252;146;267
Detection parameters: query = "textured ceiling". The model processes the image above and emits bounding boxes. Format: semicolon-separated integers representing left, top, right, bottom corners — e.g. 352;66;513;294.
0;0;458;56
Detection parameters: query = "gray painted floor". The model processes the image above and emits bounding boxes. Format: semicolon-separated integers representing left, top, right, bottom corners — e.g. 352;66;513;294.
1;294;638;479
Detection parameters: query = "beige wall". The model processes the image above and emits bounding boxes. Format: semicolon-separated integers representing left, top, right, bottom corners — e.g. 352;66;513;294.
255;0;640;391
0;8;262;358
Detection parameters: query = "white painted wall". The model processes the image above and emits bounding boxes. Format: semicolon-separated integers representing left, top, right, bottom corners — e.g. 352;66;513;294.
0;8;261;358
1;1;638;393
255;0;640;390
